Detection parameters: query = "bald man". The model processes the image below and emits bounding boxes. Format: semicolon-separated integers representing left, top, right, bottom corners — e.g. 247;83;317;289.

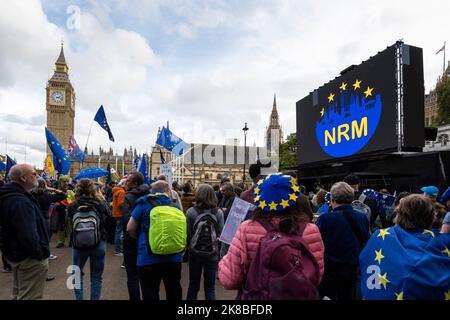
156;175;183;211
0;164;50;300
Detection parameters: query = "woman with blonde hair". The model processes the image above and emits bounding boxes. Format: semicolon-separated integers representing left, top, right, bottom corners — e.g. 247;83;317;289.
67;179;111;300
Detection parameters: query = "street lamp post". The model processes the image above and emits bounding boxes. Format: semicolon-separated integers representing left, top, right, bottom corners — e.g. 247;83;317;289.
242;122;249;183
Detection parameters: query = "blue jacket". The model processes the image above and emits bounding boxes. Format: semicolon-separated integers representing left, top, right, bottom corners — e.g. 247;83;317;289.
316;204;370;266
131;193;183;266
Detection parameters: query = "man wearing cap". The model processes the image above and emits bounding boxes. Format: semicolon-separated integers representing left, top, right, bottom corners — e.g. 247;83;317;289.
421;186;447;229
240;161;269;205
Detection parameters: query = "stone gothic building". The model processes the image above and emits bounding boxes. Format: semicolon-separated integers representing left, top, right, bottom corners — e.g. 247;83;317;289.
45;45;135;178
265;94;283;155
424;61;450;127
46;45;276;184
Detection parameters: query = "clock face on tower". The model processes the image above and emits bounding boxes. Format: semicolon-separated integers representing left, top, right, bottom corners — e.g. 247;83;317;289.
51;91;64;103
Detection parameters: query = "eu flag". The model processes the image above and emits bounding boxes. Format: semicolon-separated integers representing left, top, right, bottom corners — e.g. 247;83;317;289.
156;126;188;156
138;153;150;186
4;155;16;181
94;105;115;142
360;226;450;300
45;127;71;175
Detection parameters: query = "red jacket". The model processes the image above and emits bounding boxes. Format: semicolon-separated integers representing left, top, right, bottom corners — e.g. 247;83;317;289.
218;219;325;290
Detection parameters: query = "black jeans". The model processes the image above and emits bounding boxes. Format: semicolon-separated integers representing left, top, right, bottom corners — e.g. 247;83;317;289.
123;233;141;300
319;261;358;300
138;263;182;301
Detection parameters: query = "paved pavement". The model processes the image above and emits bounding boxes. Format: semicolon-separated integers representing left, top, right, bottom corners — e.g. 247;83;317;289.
0;239;237;300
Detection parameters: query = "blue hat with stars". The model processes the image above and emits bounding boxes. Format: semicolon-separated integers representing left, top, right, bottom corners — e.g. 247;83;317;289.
253;173;300;212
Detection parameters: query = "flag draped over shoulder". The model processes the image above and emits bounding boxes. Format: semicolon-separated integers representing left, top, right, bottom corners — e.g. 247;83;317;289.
138;153;150;186
45;128;71;175
156;126;188;156
359;226;450;300
94;105;115;142
68;135;85;163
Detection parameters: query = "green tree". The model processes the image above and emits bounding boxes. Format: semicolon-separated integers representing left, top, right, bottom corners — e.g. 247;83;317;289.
435;75;450;126
279;133;297;170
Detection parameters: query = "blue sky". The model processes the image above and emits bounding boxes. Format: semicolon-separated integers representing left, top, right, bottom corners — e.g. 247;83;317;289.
0;0;449;166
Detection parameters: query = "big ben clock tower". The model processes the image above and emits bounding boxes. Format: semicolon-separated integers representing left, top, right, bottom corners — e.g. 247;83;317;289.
46;43;75;161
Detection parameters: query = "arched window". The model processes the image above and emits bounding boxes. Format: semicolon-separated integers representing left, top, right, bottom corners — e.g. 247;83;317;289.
217;174;222;180
438;134;449;146
205;174;209;180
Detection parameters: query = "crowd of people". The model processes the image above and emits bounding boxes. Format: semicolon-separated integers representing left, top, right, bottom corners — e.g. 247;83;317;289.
0;163;449;300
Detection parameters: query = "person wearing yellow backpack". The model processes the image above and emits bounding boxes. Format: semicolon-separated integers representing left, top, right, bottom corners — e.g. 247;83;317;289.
126;180;186;300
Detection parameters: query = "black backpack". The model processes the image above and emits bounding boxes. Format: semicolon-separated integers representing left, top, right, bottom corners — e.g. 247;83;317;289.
72;205;101;250
189;208;219;258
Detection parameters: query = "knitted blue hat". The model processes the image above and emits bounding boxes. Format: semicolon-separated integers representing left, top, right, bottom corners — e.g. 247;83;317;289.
253;173;300;212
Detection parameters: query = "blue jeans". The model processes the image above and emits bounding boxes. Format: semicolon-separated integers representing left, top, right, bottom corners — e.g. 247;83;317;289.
72;241;106;300
114;218;123;253
186;255;218;300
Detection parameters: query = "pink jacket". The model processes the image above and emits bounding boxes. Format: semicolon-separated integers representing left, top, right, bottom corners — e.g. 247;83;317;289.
218;220;325;290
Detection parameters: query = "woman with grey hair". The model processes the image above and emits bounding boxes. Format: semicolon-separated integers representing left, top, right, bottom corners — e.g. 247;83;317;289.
316;181;370;300
185;184;224;300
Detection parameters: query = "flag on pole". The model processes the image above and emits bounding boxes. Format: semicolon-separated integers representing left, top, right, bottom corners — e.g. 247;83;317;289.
110;167;120;182
5;155;17;182
68;135;86;163
94;105;115;142
44;154;55;173
45;128;71;175
160;150;166;164
156;126;188;156
138;153;150;186
436;43;445;55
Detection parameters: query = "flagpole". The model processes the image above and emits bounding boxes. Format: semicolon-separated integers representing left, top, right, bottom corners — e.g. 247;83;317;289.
84;120;94;157
444;41;446;77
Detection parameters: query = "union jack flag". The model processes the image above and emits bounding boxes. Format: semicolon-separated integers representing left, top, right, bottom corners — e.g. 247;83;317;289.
68;135;85;163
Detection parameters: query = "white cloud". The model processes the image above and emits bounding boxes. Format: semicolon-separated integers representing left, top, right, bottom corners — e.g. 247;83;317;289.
1;0;449;167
